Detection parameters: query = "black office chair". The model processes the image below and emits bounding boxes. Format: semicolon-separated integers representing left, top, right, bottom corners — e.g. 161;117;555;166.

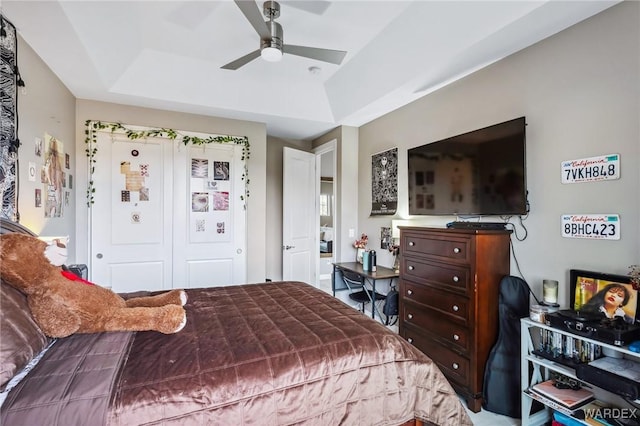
341;271;386;316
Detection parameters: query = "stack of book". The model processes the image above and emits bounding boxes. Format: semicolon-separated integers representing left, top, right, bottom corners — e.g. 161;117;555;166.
528;379;595;416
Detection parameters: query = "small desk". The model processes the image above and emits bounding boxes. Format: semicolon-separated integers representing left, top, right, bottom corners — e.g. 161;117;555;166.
332;262;399;321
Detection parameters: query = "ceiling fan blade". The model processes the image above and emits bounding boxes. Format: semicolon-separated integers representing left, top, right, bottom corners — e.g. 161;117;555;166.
221;49;262;70
234;0;271;40
283;45;347;65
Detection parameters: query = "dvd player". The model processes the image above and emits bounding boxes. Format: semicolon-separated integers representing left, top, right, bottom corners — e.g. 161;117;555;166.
446;221;507;230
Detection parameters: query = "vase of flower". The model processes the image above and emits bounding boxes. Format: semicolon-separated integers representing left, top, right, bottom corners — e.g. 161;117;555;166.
353;234;368;264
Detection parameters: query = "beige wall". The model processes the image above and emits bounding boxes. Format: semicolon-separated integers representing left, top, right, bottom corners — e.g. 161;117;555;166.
14;36;76;252
73;100;268;283
265;136;311;281
357;2;639;307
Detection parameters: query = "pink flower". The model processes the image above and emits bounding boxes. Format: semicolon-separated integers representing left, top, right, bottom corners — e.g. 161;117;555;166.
353;233;368;249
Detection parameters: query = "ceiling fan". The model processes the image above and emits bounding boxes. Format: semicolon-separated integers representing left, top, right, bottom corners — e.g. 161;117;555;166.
222;0;347;70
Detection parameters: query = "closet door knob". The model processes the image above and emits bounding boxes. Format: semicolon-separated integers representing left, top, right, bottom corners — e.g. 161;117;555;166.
453;247;460;254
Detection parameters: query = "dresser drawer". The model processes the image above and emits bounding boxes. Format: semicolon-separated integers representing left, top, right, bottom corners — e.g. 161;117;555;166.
402;302;470;354
401;256;470;293
402;280;470;325
402;232;471;264
403;328;470;388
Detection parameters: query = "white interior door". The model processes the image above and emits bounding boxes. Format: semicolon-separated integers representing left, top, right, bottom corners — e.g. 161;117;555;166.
282;147;316;284
172;142;247;287
90;127;247;291
90;132;173;292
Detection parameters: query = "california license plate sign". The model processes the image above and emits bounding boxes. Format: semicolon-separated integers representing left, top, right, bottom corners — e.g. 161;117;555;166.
561;154;620;184
561;214;620;240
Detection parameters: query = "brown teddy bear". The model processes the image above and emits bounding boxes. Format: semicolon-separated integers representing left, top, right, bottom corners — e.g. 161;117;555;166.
0;233;187;338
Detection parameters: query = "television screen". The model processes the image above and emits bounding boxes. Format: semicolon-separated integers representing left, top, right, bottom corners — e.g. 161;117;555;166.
569;269;638;325
408;117;527;216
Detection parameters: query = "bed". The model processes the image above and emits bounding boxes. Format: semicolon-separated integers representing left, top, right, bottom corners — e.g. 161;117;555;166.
0;219;472;425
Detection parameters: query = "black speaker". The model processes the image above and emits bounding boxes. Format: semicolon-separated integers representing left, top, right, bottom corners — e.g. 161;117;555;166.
576;363;640;400
67;264;88;280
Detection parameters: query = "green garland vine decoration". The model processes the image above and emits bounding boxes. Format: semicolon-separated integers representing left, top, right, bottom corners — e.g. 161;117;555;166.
84;120;250;207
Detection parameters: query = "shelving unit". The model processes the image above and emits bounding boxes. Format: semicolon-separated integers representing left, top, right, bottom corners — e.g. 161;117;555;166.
521;318;640;425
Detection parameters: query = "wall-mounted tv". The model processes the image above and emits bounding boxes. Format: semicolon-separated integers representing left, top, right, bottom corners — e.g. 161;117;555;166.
408;117;527;216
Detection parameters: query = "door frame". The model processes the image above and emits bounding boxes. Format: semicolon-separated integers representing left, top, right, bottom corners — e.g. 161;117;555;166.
314;140;337;287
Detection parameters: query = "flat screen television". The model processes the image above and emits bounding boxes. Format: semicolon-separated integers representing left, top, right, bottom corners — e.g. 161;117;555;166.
569;269;638;325
408;117;527;216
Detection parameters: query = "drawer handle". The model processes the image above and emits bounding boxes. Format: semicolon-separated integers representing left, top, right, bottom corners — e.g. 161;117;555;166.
408;241;415;246
407;337;413;344
452;362;459;370
453;334;460;341
407;313;413;320
407;289;413;296
453;247;461;254
452;275;459;283
452;305;459;312
408;265;414;271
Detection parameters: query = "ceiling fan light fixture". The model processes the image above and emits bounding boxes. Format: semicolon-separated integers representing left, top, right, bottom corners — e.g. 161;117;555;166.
261;46;282;62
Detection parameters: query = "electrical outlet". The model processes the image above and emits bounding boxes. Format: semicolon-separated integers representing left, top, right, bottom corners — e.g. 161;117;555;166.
348;228;355;238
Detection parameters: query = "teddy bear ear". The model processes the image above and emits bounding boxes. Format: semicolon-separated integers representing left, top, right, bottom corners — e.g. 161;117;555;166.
44;239;68;266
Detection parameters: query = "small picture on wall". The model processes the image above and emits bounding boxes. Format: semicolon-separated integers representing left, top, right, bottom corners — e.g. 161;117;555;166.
69;174;73;189
216;222;225;234
139;187;149;201
212;191;229;211
196;219;205;232
35;189;41;207
35;137;43;157
381;227;391;250
65;153;70;169
214;161;229;180
192;192;209;212
191;159;209;178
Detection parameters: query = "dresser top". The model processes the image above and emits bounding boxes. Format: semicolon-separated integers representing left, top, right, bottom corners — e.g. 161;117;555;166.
398;226;512;235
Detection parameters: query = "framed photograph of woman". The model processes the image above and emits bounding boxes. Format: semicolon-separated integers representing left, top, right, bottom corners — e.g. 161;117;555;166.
570;269;638;325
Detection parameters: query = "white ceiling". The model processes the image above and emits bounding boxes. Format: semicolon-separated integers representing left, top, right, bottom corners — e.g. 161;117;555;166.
3;0;619;141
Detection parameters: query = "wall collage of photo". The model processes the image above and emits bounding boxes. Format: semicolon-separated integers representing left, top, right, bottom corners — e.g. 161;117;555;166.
191;157;231;241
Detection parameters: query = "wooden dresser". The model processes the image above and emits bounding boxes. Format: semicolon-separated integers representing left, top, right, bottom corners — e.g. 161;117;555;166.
398;226;511;413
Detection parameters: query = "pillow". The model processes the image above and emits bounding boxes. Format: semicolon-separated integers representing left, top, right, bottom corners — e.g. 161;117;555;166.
0;281;51;390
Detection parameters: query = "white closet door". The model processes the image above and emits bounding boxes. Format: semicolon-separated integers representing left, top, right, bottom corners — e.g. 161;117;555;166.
90;133;173;292
89;129;247;291
172;142;247;288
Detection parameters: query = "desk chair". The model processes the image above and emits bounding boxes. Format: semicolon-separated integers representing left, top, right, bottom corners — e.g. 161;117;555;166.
341;271;386;317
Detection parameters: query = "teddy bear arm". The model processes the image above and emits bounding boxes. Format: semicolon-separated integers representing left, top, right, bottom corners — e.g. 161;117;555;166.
105;305;186;334
125;289;187;308
29;296;81;338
